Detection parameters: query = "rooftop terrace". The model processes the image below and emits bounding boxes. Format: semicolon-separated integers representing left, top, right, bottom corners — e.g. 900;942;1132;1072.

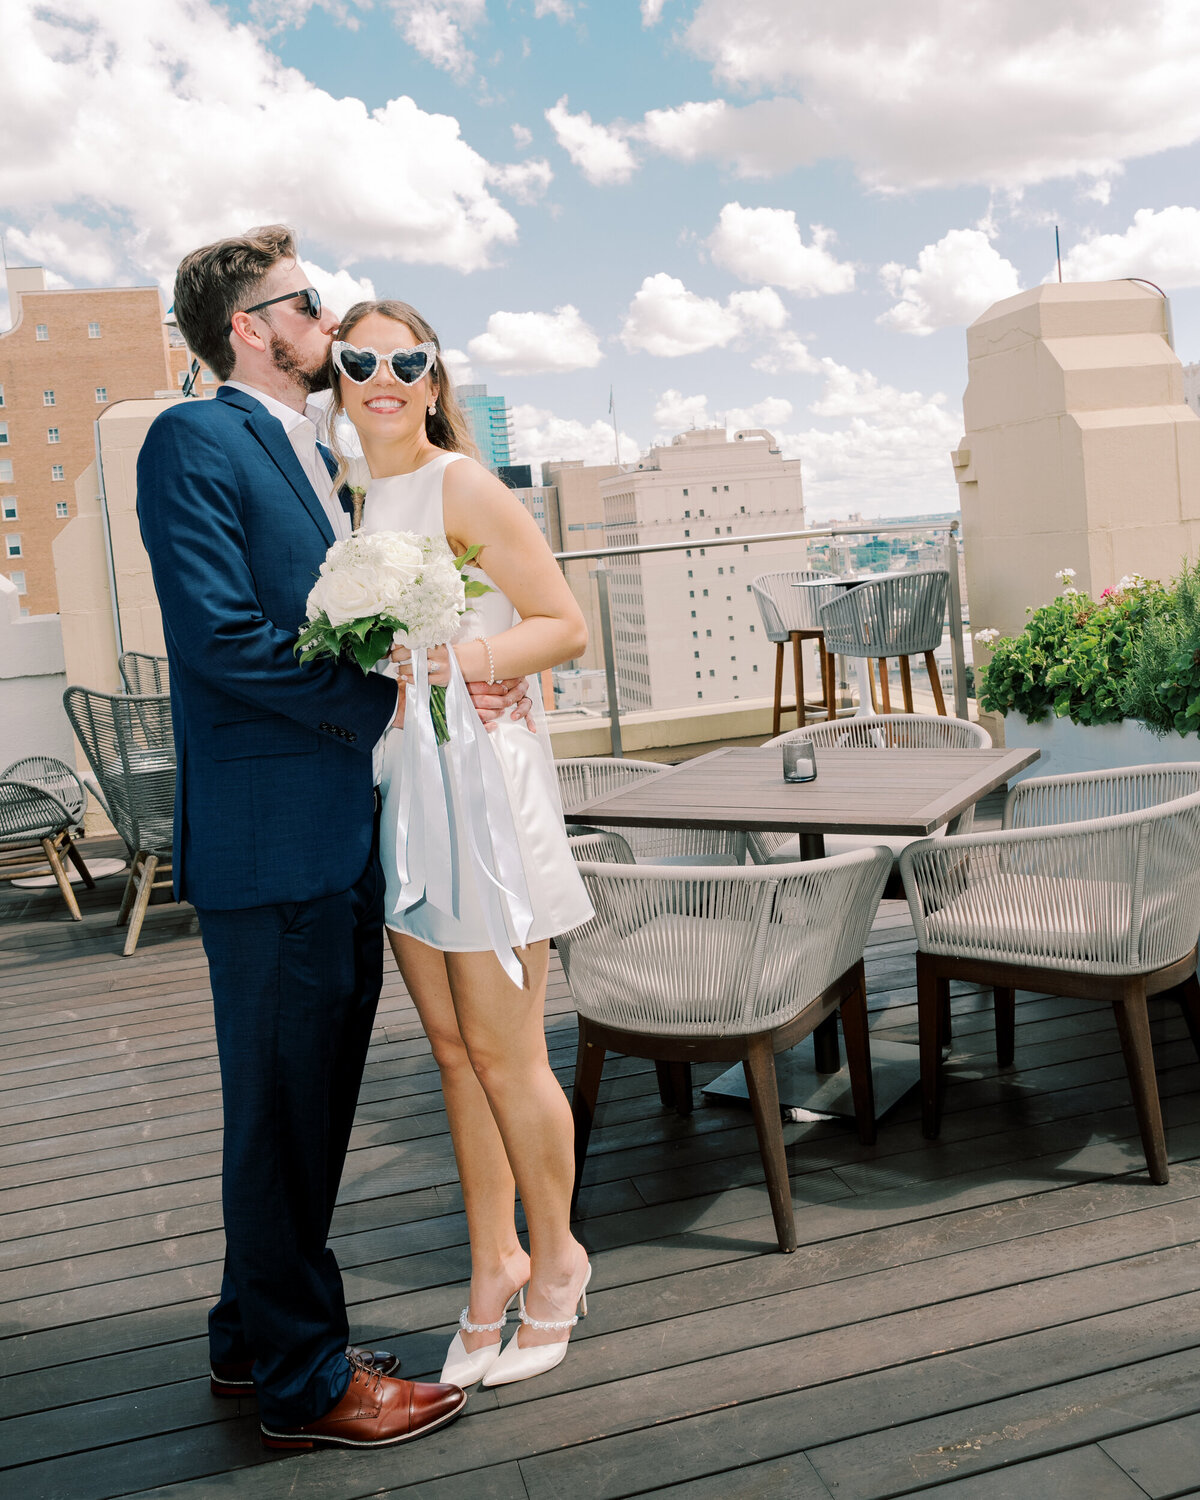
4;804;1200;1500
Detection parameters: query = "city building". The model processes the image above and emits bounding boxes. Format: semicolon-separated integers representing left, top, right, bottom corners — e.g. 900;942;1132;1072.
1184;360;1200;417
599;427;808;711
0;264;202;616
458;383;512;470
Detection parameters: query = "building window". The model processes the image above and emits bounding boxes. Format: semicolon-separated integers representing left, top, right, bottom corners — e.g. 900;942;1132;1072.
95;387;107;403
740;505;746;513
743;544;749;552
51;465;64;481
43;390;55;406
687;569;693;578
699;508;705;517
35;324;48;341
689;590;694;598
690;610;696;618
88;321;101;338
683;509;690;518
712;486;717;493
706;629;712;637
2;499;16;520
5;535;21;558
694;651;700;659
753;663;759;672
749;624;756;633
0;423;7;445
177;371;188;387
683;488;688;496
702;588;708;597
0;460;11;482
697;691;703;699
683;529;690;538
47;428;60;444
718;567;724;575
695;671;701;679
709;669;715;677
56;501;69;518
9;570;25;594
724;485;729;491
0;385;5;406
202;369;216;384
692;630;698;638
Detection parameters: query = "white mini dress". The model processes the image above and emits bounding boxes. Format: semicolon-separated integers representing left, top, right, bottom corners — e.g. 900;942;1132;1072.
359;451;593;964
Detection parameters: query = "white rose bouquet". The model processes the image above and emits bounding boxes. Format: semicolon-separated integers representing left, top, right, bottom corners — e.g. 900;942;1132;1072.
296;528;490;743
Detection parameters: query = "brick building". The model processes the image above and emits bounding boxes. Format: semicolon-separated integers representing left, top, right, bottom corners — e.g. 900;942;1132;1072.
0;266;200;616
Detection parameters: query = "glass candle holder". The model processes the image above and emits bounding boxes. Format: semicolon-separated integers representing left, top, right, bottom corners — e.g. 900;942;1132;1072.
782;739;817;783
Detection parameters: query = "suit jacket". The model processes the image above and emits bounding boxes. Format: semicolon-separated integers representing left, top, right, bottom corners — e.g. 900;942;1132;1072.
136;384;396;910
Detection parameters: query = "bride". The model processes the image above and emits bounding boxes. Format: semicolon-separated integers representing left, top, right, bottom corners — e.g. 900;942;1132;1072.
328;299;595;1390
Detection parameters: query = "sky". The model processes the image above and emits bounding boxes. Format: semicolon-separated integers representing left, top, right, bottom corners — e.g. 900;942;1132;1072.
5;0;1200;518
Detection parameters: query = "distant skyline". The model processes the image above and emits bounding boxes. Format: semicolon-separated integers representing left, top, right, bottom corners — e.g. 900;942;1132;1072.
5;2;1200;516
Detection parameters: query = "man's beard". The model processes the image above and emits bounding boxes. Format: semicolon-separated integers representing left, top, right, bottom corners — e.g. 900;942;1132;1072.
269;331;330;395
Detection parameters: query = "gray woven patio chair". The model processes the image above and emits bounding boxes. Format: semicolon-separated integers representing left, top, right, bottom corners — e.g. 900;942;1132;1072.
119;651;170;695
900;765;1200;1184
559;845;892;1252
556;756;746;865
567;829;636;864
751;570;840;734
0;776;95;919
748;714;991;881
2;754;89;825
63;687;176;955
819;568;950;715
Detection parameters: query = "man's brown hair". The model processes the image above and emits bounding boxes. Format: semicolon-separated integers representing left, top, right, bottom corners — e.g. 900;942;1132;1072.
172;225;297;382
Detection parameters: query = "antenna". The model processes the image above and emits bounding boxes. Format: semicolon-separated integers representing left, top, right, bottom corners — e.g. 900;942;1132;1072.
1055;225;1063;283
608;385;622;465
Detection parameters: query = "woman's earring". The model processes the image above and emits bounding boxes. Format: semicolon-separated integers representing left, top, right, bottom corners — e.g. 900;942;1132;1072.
427;402;437;416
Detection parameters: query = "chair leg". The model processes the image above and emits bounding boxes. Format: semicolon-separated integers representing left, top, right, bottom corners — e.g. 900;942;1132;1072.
654;1060;676;1109
41;836;82;921
824;648;837;722
571;1022;607;1212
917;953;946;1138
899;656;915;713
994;986;1016;1067
1112;988;1169;1185
742;1034;796;1253
839;964;876;1146
772;643;784;737
877;659;892;714
813;1013;840;1074
63;835;96;890
867;659;880;713
116;853;142;926
792;633;805;730
1175;971;1200;1061
669;1060;693;1117
925;651;948;715
123;854;158;956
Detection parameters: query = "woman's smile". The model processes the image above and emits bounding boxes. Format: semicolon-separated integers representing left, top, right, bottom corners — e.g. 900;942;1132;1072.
364;394;405;413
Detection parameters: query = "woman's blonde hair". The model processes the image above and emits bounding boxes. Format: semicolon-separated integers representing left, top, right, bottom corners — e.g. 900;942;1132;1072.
327;299;478;486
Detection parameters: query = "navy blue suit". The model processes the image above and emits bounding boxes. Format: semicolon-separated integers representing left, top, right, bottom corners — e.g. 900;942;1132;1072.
137;385;397;1425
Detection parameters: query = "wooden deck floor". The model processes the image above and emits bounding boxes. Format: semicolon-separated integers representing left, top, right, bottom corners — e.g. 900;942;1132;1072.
4;810;1200;1500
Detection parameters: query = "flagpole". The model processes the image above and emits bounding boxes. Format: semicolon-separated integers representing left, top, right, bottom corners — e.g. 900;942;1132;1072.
609;385;622;466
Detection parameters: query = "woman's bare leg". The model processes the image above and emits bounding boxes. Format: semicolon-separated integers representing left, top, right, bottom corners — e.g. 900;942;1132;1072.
388;931;529;1353
445;943;588;1348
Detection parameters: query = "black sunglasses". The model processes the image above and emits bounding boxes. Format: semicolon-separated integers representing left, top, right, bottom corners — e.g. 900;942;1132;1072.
225;287;321;336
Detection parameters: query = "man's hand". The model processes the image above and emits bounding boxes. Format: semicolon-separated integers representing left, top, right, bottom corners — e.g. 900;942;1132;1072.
468;676;535;733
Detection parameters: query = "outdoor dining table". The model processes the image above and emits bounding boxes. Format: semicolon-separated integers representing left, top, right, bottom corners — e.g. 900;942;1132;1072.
564;741;1040;1119
793;571;896;718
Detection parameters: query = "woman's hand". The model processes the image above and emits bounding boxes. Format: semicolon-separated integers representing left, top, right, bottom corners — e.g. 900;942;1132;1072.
391;643;451;687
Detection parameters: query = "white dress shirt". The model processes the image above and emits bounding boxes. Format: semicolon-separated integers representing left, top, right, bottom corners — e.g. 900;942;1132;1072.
223;380;394;775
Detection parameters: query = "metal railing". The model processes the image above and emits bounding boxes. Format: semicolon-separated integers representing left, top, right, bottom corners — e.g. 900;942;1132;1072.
551;519;966;757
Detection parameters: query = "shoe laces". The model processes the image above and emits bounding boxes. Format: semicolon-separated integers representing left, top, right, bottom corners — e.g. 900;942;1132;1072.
347;1346;384;1394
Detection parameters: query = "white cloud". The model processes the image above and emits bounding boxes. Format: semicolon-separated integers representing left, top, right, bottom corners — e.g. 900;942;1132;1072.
654;389;712;432
511;404;639;469
0;1;519;287
511;123;533;148
641;0;670;22
879;228;1022;336
621;273;787;357
487;158;554;204
650;1;1200;191
298;259;376;318
545;96;638;186
1081;178;1113;206
389;0;487;78
752;332;820;375
534;0;574;17
1058;206;1200;288
726;396;793;432
708;203;855;297
2;214;125;286
249;0;369;31
467;304;603;375
442;347;475;386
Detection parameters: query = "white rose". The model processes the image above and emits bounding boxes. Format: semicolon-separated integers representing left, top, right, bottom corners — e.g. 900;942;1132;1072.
308;563;392;627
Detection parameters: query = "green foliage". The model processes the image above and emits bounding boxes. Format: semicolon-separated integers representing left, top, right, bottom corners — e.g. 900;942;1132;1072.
1122;560;1200;737
977;580;1168;726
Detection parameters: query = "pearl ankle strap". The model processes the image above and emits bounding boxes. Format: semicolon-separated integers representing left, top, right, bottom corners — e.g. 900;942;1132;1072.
458;1307;507;1334
518;1306;579;1331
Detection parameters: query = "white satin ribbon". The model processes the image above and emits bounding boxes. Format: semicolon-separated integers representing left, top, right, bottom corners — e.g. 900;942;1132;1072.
388;646;535;985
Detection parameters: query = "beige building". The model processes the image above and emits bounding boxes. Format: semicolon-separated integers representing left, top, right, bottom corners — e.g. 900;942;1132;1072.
0;265;208;617
599;427;807;711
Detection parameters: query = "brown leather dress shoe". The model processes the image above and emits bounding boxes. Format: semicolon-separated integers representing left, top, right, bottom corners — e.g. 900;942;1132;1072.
210;1344;400;1398
260;1353;466;1451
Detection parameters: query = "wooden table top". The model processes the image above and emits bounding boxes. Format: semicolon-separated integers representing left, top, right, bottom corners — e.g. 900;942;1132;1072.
564;745;1040;838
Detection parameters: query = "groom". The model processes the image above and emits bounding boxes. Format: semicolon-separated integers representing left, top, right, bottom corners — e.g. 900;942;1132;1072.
137;225;529;1450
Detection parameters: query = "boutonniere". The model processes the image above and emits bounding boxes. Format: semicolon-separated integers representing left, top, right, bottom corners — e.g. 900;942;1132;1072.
348;485;367;533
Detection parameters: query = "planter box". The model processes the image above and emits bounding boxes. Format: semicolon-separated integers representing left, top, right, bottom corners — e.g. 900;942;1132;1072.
1002;713;1200;782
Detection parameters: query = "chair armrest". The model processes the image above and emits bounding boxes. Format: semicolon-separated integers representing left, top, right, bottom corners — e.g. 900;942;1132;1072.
1004;763;1200;829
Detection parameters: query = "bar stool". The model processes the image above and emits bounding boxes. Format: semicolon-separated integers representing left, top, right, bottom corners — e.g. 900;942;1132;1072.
819;569;949;716
751;571;839;735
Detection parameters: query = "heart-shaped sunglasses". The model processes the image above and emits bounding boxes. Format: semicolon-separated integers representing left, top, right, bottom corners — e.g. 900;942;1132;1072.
332;340;438;386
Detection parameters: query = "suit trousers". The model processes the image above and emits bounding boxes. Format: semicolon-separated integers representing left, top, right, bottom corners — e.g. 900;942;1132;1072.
196;828;384;1427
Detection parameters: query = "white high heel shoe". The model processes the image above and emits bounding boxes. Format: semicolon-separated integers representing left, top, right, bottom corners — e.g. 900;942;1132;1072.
440;1288;523;1387
481;1263;592;1388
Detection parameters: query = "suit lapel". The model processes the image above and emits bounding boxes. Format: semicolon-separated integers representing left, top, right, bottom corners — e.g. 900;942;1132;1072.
218;386;334;547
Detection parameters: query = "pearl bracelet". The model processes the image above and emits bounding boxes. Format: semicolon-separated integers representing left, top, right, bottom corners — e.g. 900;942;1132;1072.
482;635;498;685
